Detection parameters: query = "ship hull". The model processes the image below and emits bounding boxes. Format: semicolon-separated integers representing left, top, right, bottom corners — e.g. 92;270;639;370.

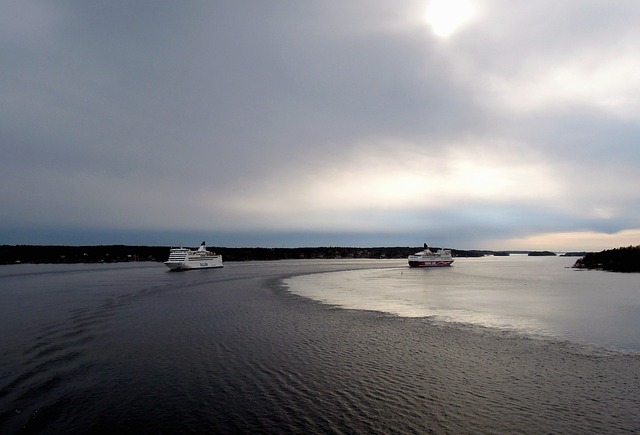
164;259;223;271
407;258;453;267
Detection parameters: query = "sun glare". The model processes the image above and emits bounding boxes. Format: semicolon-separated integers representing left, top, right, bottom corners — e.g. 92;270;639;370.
425;0;477;38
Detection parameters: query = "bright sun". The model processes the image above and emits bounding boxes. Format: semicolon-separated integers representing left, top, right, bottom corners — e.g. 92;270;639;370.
425;0;477;38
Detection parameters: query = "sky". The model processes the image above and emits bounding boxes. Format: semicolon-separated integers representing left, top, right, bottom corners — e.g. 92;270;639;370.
2;0;640;251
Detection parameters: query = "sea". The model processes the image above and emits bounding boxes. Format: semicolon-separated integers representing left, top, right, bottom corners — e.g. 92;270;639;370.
1;256;639;434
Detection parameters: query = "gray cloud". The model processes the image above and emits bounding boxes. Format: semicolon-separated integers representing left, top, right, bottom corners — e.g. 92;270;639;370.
2;1;639;249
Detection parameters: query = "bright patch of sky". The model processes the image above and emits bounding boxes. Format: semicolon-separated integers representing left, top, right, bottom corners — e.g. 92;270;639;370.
425;0;479;38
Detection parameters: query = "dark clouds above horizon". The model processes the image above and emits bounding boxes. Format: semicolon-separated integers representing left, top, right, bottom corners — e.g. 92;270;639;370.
2;0;640;250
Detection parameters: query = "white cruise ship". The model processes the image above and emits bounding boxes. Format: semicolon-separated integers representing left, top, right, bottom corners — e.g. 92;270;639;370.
164;242;223;270
408;243;453;267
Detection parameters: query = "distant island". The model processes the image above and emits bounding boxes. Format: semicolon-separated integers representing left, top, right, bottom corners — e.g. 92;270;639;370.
14;245;639;267
0;245;557;265
573;246;640;272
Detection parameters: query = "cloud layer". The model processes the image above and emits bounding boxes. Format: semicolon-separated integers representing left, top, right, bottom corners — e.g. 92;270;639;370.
2;1;639;249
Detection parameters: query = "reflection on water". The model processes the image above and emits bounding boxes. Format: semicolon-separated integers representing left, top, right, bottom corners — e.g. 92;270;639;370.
285;256;640;352
2;260;640;433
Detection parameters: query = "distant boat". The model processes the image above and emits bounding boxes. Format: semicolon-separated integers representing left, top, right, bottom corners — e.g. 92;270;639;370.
408;244;453;267
164;242;223;270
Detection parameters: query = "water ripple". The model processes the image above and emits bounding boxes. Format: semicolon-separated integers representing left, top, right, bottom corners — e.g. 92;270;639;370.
1;261;640;433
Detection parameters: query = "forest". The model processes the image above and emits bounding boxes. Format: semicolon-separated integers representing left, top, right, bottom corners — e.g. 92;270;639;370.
573;245;640;272
1;245;495;265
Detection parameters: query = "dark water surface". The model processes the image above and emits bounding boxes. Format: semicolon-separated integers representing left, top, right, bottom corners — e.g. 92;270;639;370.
1;260;639;433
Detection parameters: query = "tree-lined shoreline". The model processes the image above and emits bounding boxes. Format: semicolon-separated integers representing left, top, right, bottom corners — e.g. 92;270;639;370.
2;245;637;272
573;245;640;272
1;245;521;264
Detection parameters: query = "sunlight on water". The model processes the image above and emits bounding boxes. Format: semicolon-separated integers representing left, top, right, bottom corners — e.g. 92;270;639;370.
285;256;640;351
288;265;550;333
2;261;640;433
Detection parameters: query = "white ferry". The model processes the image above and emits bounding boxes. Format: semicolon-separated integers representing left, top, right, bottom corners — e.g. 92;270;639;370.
164;242;223;270
408;244;453;267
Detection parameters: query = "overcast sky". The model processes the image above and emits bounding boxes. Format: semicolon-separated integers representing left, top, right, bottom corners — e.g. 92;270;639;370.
2;0;640;250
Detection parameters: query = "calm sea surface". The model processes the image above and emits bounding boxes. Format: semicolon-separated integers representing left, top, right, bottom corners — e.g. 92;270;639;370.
286;255;640;352
1;258;639;433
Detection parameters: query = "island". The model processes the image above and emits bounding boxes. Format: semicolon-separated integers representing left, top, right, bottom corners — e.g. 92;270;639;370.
1;245;541;265
573;245;640;272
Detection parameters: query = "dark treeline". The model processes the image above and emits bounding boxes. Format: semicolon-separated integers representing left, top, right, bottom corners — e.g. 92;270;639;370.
2;245;501;265
0;245;169;265
6;245;637;272
573;245;640;272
